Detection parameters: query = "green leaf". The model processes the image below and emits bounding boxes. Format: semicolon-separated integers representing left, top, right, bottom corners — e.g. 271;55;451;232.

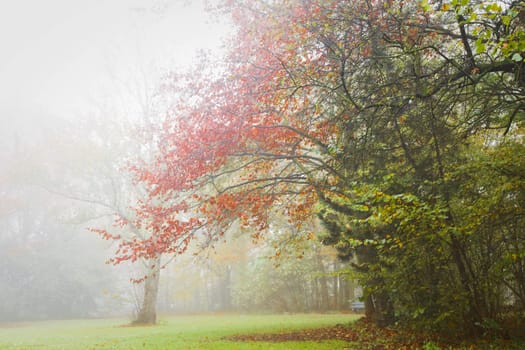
485;3;502;13
511;53;523;62
475;40;486;54
421;0;431;12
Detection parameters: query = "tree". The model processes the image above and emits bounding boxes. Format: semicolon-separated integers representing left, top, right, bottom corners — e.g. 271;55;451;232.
101;0;525;334
231;226;352;313
40;69;170;324
0;115;123;321
79;91;167;325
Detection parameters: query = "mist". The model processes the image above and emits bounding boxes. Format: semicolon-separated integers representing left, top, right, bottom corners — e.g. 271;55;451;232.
0;0;357;323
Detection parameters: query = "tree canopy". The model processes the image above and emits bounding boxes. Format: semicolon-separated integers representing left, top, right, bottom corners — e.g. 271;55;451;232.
99;0;525;335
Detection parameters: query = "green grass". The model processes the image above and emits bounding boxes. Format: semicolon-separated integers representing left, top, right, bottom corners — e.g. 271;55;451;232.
0;313;361;349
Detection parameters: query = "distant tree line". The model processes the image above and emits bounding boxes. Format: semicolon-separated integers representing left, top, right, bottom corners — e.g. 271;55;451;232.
157;231;360;314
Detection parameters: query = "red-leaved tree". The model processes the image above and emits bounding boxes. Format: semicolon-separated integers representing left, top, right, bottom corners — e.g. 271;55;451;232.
100;0;351;262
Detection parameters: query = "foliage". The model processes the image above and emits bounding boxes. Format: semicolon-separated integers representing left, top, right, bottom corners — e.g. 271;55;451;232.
231;227;352;312
99;0;525;335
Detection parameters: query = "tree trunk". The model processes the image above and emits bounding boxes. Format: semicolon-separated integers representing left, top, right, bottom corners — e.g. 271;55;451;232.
316;254;330;311
219;265;232;310
134;255;161;325
338;274;348;310
332;261;339;309
357;247;395;326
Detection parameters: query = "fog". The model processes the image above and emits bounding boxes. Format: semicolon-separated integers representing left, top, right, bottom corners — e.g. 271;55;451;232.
0;0;357;322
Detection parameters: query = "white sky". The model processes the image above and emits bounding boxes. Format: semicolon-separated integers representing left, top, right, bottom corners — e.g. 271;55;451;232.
0;0;230;120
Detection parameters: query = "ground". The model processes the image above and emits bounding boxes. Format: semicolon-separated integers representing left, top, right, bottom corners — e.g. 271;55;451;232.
226;318;525;350
0;314;523;349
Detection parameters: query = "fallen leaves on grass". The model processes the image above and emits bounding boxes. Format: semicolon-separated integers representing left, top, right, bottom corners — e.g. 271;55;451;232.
227;325;356;342
225;318;431;349
225;318;525;349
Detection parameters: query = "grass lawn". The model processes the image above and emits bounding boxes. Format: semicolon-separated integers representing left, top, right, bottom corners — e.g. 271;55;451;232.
0;313;361;349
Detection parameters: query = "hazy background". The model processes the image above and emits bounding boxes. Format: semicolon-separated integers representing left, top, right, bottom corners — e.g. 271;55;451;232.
0;0;232;320
0;0;357;321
